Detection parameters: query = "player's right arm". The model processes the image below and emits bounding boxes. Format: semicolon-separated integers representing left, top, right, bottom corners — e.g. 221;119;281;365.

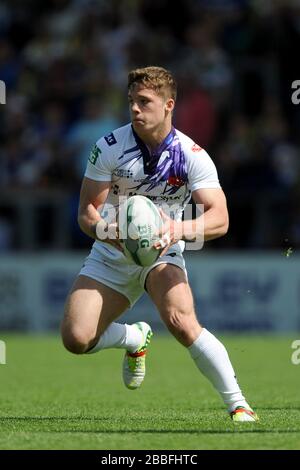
78;177;110;239
78;135;123;250
78;177;122;250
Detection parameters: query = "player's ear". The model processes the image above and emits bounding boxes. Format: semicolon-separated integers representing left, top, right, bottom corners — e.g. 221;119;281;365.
165;98;175;113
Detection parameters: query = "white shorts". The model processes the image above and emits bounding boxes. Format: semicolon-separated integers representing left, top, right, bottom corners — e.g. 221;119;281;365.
79;240;187;307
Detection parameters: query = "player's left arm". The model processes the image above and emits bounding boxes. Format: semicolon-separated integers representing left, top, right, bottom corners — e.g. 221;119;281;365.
155;146;228;251
155;188;229;253
184;187;229;241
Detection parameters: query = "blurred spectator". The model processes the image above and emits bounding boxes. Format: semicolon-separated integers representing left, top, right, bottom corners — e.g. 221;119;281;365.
66;95;121;177
175;83;217;149
0;216;13;251
0;39;21;90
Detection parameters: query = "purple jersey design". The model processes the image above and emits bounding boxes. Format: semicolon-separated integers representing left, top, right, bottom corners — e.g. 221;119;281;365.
116;127;188;194
84;123;220;217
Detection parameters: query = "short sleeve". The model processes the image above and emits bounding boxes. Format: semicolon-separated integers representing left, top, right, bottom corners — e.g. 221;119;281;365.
187;148;221;192
84;140;112;181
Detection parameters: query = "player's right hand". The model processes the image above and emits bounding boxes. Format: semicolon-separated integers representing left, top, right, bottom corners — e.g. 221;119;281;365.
104;223;124;252
96;221;124;252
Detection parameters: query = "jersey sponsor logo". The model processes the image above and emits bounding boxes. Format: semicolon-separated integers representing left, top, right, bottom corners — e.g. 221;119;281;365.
113;169;133;178
191;143;202;152
125;192;182;202
112;184;120;195
166;252;177;258
167;176;185;187
105;133;117;146
88;144;101;165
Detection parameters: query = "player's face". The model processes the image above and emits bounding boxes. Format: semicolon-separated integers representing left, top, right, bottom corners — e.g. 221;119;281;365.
128;84;174;134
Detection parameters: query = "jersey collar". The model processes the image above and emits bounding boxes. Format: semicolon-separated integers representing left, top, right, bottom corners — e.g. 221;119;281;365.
131;125;176;175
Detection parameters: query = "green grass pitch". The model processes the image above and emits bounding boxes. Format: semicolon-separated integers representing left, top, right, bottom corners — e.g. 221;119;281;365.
0;333;299;450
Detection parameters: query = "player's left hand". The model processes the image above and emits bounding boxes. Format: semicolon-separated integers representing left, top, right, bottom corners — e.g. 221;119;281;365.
153;209;182;257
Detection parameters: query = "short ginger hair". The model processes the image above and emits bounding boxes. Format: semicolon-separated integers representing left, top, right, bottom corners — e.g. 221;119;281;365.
128;66;177;101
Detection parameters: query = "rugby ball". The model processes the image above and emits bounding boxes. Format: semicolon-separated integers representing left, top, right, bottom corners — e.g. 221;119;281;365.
119;195;163;266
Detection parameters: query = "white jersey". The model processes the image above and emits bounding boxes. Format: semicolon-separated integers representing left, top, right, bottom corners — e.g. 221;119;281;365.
84;123;220;254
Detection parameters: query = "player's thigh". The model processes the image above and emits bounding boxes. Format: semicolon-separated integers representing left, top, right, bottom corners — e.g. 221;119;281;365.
145;264;196;320
62;274;130;344
145;264;201;344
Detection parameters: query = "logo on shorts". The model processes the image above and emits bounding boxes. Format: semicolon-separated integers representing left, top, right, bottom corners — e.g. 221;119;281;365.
105;133;117;146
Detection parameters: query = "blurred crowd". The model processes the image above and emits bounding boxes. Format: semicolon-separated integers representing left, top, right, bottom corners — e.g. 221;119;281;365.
1;0;300;251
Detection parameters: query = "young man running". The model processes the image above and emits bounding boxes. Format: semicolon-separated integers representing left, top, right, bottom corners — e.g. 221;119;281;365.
61;66;258;423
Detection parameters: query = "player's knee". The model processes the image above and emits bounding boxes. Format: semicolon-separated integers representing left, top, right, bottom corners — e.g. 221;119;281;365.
164;308;189;333
61;327;91;355
163;308;198;344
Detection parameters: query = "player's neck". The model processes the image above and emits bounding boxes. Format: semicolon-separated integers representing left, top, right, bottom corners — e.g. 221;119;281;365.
135;123;173;153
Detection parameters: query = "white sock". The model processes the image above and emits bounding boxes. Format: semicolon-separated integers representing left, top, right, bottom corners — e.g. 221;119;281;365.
188;328;249;412
86;322;143;354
